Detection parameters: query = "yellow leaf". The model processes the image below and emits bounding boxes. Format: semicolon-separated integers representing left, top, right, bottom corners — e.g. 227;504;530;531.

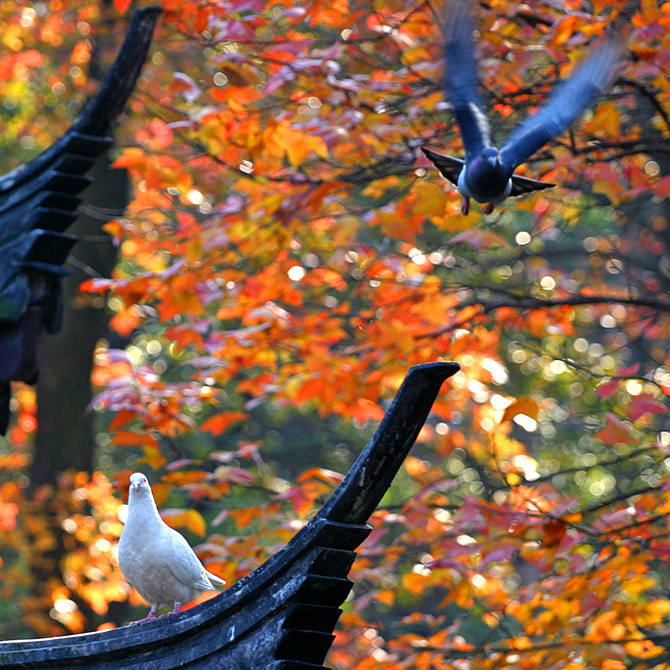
501;397;539;423
401;45;430;67
592;179;623;205
137;443;167;470
411;180;448;216
585;101;621;136
162;508;207;537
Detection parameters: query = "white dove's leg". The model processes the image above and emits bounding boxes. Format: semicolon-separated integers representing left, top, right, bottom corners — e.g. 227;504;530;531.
160;602;182;617
130;605;158;625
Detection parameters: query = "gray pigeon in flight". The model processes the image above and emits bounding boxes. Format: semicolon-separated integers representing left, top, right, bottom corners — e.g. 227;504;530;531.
421;0;621;215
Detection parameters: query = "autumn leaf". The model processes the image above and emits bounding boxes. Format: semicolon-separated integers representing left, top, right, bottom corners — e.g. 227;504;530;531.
501;397;539;423
628;394;668;421
297;467;344;486
201;412;248;435
14;0;670;655
113;0;131;14
584;101;621;137
161;509;207;537
349;398;385;423
450;229;511;249
595;413;637;445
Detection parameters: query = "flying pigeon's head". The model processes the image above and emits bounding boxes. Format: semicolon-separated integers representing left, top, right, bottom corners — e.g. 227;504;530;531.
464;147;511;201
474;147;503;171
129;472;151;496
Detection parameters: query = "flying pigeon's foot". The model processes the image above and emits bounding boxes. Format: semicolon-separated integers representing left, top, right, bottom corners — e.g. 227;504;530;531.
484;202;495;215
130;610;157;625
461;198;470;215
160;603;182;618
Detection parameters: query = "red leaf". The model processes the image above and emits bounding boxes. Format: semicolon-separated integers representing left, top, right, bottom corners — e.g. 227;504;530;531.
79;278;115;294
594;413;636;445
113;0;131;14
450;229;511;250
109;409;137;431
628;394;669;421
597;364;641;398
596;378;620;399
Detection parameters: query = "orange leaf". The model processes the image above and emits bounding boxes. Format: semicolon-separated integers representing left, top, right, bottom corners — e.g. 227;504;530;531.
0;502;18;531
297;467;344;486
111;431;157;447
349;398;385;423
501;397;539;423
376;589;395;606
201;411;248;436
228;507;258;529
552;14;578;45
109;409;137;431
402;571;429;596
405;456;429;476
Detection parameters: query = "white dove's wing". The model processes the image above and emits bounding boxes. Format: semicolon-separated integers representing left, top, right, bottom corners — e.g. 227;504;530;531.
500;40;621;170
165;527;216;592
444;0;493;159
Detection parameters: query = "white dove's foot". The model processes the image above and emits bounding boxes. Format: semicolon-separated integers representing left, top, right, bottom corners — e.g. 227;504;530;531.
160;603;182;618
461;198;470;215
130;611;157;625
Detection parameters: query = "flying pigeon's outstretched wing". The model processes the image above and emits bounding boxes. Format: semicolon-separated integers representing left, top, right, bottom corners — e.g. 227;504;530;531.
443;0;492;158
500;40;621;171
420;148;464;186
510;173;556;196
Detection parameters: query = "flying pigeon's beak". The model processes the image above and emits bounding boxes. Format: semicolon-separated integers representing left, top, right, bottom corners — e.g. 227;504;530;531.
487;155;498;167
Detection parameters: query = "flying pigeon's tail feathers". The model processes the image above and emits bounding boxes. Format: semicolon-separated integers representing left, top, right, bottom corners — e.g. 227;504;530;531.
443;0;492;156
510;173;556;197
420;147;464;186
206;571;227;590
500;39;622;170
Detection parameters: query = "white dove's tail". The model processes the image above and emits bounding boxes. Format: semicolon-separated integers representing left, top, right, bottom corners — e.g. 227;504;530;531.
206;571;227;590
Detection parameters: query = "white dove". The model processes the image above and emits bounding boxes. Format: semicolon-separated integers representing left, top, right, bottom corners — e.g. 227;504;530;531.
118;472;226;624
